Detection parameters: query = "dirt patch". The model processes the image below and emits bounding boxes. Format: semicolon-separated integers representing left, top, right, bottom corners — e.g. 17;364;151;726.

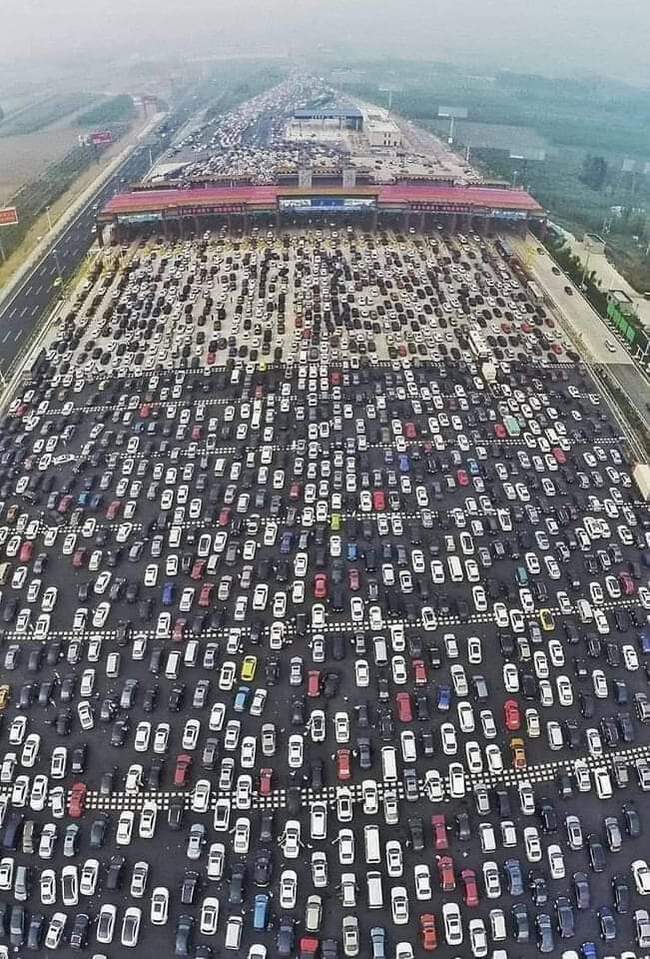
0;127;85;199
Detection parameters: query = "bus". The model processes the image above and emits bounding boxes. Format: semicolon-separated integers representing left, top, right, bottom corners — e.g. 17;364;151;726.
468;331;489;359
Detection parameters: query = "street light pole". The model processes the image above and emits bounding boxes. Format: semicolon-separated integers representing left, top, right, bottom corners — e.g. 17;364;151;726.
46;206;53;231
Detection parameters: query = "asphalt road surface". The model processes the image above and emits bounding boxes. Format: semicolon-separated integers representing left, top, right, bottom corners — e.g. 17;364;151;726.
0;146;161;374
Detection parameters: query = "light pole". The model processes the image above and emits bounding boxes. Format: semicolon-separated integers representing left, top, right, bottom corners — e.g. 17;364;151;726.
512;169;519;188
45;206;53;231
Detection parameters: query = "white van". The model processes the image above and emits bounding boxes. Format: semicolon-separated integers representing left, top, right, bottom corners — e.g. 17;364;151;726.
364;825;381;864
367;871;384;909
447;556;464;582
381;746;398;782
224;915;242;950
373;637;388;666
165;650;181;680
576;599;593;623
489;908;507;941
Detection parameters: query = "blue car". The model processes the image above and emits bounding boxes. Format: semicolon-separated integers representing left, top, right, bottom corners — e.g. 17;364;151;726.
437;685;451;712
398;454;411;473
580;942;597;959
233;686;250;713
162;582;175;606
347;542;358;561
253;893;269;931
279;531;294;554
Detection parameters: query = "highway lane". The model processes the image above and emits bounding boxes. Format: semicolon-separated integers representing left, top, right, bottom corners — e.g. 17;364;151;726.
0;146;158;373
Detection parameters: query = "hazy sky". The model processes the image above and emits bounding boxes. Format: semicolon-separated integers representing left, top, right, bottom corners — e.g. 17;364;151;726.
2;0;650;83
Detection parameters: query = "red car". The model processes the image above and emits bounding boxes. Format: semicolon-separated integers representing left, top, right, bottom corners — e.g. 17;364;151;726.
218;508;231;527
336;748;351;781
404;421;417;439
437;856;455;891
191;425;203;441
174;754;192;787
289;482;302;501
619;572;636;596
314;574;328;599
461;867;479;906
330;371;342;385
57;495;74;515
105;500;121;520
307;670;321;698
190;559;206;581
72;548;87;569
173;618;188;643
420;914;437;951
372;490;386;511
139;404;151;419
413;659;427;686
457;469;469;487
551;343;563;355
552;447;567;465
395;692;413;723
299;938;319;959
431;814;449;850
18;541;34;563
198;583;214;608
348;568;360;591
259;768;272;796
495;423;507;439
503;699;521;731
207;352;216;365
68;782;87;819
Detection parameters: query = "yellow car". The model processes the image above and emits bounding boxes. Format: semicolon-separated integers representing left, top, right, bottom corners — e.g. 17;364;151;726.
539;608;555;632
330;513;341;532
510;737;527;770
0;685;9;710
241;655;258;682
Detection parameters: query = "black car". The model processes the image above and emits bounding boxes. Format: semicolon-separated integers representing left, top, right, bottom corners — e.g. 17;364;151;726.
555;897;575;938
69;912;89;950
407;817;424;851
529;872;548;906
512;903;529;942
277;916;296;957
587;834;607;873
174;915;194;957
254;849;272;887
106;855;125;890
504;858;524;897
572;870;591;909
89;814;108;849
228;863;245;905
536;913;554;954
180;871;199;905
612;874;630;913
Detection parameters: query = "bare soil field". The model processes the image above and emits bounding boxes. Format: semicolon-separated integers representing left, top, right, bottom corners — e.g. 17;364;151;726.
0;126;84;199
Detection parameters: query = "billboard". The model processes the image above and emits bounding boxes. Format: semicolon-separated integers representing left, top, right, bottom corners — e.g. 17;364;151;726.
279;197;375;212
0;207;18;226
438;105;468;119
91;131;113;146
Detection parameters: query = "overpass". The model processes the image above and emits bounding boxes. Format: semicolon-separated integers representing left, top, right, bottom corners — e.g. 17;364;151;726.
97;181;544;242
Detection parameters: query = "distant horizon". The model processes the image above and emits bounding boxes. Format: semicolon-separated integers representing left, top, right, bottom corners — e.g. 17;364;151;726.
1;0;650;87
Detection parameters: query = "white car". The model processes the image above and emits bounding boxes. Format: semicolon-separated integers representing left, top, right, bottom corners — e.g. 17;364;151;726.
524;826;542;862
281;821;301;859
80;858;99;896
632;859;650;895
150;886;170;925
443;902;463;946
391;886;409;925
338;829;355;865
354;660;370;687
547;843;566;879
386;840;403;878
414;864;432;900
200;896;220;935
207;843;225;880
279;869;298;909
